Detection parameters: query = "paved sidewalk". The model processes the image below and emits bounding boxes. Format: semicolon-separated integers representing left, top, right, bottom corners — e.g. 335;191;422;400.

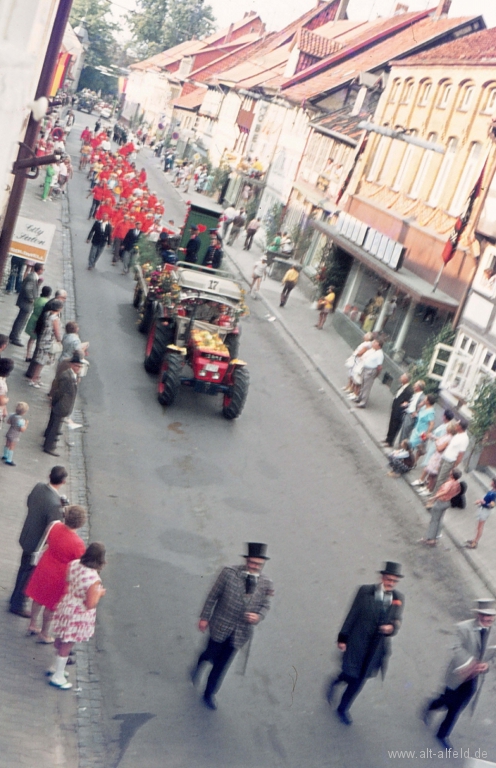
0;180;80;764
221;222;496;597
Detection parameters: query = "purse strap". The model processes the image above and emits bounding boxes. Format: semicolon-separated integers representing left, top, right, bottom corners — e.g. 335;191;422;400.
33;520;61;557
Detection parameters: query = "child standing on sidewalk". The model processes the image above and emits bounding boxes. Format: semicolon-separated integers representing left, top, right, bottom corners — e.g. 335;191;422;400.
2;402;29;466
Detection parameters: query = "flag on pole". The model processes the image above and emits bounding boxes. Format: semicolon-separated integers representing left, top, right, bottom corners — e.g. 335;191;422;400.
441;159;487;265
336;131;368;205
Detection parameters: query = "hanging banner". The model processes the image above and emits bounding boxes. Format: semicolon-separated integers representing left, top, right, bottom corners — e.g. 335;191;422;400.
10;217;56;263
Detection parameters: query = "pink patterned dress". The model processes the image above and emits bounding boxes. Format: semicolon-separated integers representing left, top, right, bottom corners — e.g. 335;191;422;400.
52;560;101;643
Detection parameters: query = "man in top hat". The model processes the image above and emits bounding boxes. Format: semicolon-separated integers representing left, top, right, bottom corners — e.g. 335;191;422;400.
191;542;274;710
327;561;405;724
422;598;496;749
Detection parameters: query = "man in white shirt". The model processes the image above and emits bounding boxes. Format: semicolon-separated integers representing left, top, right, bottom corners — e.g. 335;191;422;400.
356;339;384;408
222;205;237;238
432;420;469;493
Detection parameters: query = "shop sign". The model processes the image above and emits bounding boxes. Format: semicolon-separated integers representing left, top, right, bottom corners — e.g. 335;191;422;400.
336;212;405;271
10;217;56;263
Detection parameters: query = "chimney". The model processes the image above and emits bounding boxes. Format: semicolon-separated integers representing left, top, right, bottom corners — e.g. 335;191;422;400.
334;0;350;21
434;0;451;18
394;3;409;15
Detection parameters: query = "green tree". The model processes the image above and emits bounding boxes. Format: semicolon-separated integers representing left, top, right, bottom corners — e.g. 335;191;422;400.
70;0;119;94
129;0;216;57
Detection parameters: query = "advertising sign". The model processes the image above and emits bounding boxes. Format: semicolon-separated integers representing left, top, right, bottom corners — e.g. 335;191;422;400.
10;217;56;263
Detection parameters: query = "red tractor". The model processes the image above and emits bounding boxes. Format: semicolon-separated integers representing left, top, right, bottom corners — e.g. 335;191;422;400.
141;264;249;419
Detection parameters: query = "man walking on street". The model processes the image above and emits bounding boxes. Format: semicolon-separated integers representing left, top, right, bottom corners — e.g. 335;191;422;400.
9;466;68;617
43;353;83;456
87;213;112;270
419;469;462;546
120;220;142;274
280;265;300;307
191;542;274;710
243;217;260;250
355;339;384;409
9;263;44;346
227;209;246;245
327;561;404;725
422;598;496;749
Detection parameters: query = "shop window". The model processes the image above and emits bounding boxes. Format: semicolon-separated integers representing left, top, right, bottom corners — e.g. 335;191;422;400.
409;133;437;199
428;137;458;207
417;81;432;107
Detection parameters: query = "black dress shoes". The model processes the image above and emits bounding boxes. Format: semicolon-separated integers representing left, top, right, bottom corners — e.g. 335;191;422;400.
9;607;31;618
336;708;352;725
202;694;217;711
9;339;23;347
43;449;60;457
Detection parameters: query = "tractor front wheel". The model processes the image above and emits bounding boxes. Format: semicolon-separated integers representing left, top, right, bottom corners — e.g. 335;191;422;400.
222;367;249;420
138;298;155;334
158;353;183;406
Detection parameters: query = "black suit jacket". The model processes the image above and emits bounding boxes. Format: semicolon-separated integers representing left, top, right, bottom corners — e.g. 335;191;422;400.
122;228;141;251
88;220;112;246
391;383;414;420
19;483;63;553
16;272;39;311
338;584;404;680
185;236;201;263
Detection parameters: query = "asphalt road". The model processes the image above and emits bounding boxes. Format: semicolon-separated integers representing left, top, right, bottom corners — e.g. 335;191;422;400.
67;114;496;768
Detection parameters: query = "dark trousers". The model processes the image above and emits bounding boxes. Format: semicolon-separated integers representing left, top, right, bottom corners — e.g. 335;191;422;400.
6;257;25;292
386;410;404;445
280;282;296;307
335;672;366;713
88;243;105;268
10;307;30;343
244;231;256;250
195;636;237;698
89;198;100;218
10;551;33;611
427;679;476;739
44;410;64;452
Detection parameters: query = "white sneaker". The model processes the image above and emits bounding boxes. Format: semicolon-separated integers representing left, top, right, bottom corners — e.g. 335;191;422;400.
411;479;425;487
418;489;431;496
67;421;82;430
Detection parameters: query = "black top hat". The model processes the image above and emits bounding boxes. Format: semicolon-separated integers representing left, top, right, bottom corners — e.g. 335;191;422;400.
242;542;269;560
379;561;403;578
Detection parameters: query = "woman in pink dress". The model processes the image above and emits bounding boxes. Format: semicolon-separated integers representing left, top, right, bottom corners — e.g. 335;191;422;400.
49;543;106;689
26;505;87;642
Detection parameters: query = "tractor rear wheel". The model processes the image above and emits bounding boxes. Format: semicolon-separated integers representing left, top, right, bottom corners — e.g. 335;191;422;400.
158;353;183;406
144;320;176;374
224;332;240;359
222;366;249;420
138;297;155;334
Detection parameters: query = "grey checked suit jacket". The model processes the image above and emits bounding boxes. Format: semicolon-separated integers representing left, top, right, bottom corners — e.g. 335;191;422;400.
445;619;496;690
200;564;274;649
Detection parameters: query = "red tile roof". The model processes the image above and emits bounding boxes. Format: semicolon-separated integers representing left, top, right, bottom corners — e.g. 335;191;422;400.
296;28;343;59
393;25;496;66
281;14;483;104
174;87;207;111
312;108;365;143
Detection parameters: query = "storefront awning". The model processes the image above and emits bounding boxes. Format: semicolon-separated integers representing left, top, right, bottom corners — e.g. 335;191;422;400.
312;219;459;312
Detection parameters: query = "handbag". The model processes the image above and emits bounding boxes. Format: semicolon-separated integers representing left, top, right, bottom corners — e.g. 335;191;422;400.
31;520;61;566
50;339;63;356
